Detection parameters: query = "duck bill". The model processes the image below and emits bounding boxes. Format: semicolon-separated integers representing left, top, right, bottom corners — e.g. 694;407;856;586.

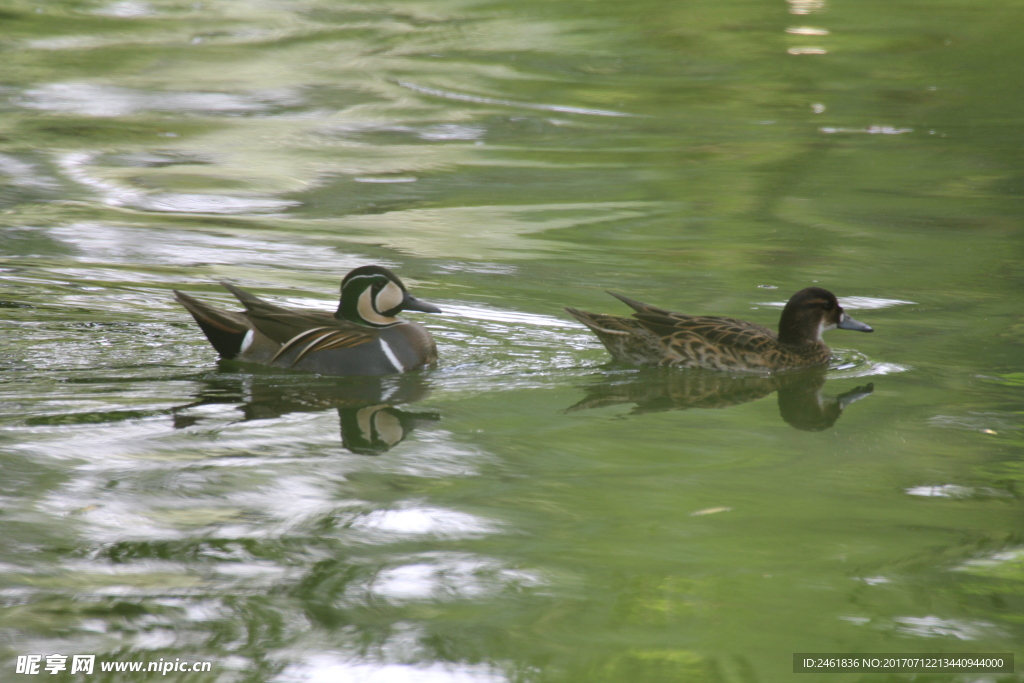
837;312;873;332
401;293;442;314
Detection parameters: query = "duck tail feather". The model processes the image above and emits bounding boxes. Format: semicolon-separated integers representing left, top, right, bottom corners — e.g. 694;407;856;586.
605;291;651;312
174;289;250;359
220;282;268;307
565;307;629;336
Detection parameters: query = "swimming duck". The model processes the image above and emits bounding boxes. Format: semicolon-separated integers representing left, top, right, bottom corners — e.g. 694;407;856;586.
565;287;872;372
174;265;441;376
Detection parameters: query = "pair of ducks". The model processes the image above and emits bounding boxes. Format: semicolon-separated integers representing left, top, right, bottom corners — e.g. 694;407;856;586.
174;265;873;376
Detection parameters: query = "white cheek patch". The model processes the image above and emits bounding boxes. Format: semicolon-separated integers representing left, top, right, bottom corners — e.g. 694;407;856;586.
357;285;401;326
817;318;837;341
375;281;404;314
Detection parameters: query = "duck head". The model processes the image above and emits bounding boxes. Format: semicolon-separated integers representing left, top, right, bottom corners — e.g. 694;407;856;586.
336;265;442;327
777;287;873;346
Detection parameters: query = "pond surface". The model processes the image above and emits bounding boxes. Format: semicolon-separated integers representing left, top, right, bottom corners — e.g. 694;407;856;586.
2;0;1023;681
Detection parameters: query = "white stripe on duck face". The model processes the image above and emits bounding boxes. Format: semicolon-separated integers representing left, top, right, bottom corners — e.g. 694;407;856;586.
357;287;400;326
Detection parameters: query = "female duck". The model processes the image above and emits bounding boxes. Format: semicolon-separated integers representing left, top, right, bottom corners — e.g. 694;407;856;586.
174;265;441;376
565;287;872;372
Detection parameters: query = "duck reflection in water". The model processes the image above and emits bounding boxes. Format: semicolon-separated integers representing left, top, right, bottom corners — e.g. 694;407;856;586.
171;370;439;454
567;366;873;431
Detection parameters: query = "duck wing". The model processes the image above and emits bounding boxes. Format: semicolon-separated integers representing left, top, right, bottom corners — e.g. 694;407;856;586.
267;322;377;365
606;291;782;355
606;292;681;318
220;282;376;358
221;282;337;324
633;312;778;355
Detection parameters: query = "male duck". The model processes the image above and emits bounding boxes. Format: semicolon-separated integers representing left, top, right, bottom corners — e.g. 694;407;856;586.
565;287;873;372
174;265;441;376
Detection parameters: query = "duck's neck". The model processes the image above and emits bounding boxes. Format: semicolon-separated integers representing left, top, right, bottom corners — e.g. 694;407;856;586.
336;288;401;327
778;317;824;347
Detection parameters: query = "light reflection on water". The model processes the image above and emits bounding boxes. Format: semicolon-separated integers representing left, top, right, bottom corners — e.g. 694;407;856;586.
278;656;507;683
46;224;356;272
57;151;299;214
395;80;637;118
19;83;299;117
757;295;917;309
352;506;500;541
369;554;543;602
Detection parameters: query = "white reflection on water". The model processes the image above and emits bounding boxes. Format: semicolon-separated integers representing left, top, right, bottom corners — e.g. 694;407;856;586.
91;0;153;17
837;296;917;309
396;81;635;118
277;656;506;683
828;360;910;378
56;152;296;214
819;126;914;135
928;413;1021;432
957;547;1024;573
787;0;826;14
354;176;418;183
17;83;300;117
419;124;486;141
858;576;891;585
352;506;499;540
135;193;296;214
893;615;997;641
757;296;916;309
19;410;491;547
905;484;1009;499
786;26;829;35
334;201;664;260
839;616;871;625
439;303;578;329
435;262;517;275
48;223;358;272
369;553;543;602
905;484;973;498
0;153;59;189
427;303;603;389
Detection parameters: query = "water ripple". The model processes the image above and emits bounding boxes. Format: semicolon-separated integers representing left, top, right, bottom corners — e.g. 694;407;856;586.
396;80;636;118
17;82;301;117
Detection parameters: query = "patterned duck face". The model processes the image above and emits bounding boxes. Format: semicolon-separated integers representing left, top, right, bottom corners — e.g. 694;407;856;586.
777;287;873;346
338;265;442;327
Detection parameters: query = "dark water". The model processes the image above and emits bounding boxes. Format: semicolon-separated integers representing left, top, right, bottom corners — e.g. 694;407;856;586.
2;0;1023;681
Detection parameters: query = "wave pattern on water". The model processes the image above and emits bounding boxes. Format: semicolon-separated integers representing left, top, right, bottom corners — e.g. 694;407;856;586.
2;0;1023;677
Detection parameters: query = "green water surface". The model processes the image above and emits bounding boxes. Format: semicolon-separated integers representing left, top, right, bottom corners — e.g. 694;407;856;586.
1;0;1023;681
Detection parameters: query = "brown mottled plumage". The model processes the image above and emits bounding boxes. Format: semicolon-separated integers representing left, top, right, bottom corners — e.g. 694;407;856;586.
565;287;873;372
